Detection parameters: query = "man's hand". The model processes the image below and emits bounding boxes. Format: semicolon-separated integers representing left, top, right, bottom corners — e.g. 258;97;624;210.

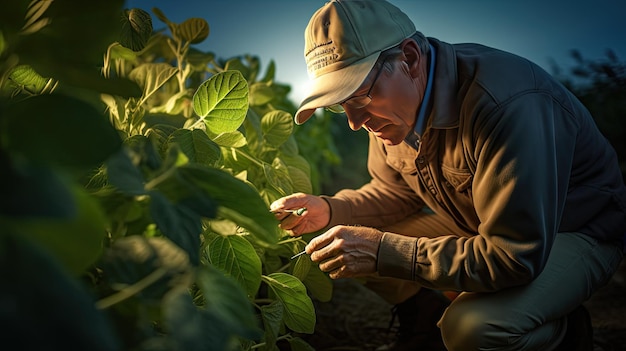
306;225;383;279
270;193;330;236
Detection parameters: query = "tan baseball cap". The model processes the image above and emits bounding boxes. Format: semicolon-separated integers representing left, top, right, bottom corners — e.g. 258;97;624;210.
294;0;416;125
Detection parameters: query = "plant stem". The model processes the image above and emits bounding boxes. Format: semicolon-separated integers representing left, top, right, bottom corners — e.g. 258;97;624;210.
95;267;168;309
250;335;291;349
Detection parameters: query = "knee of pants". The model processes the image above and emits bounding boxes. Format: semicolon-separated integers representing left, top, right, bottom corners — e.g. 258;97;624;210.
439;296;501;351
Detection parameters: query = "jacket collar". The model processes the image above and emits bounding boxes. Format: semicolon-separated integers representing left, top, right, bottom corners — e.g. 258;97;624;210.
428;38;459;130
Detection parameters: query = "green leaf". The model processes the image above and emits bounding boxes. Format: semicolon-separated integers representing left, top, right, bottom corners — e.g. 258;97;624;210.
149;191;203;265
288;165;313;194
187;48;215;72
249;81;274;106
193;70;248;134
8;65;55;94
12;0;141;96
204;232;262;298
264;158;293;197
291;254;312;281
108;42;138;61
0;232;121;350
224;58;250;80
0;158;75;218
243;108;263;153
105;148;147;196
263;273;315;333
146;123;179;153
260;301;283;348
211;130;247;148
3;94;122;171
288;337;316;351
196;265;262;340
128;62;178;101
280;152;311;176
168;129;222;167
120;8;153;51
163;288;223;351
260;60;276;83
178;18;209;44
303;266;333;303
261;110;293;148
176;165;279;245
8;185;107;275
100;236;192;300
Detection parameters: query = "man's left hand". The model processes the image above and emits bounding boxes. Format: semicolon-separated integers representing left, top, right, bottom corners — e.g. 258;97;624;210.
305;225;383;279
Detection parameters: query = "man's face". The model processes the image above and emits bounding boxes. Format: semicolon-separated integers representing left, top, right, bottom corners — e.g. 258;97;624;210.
343;57;423;146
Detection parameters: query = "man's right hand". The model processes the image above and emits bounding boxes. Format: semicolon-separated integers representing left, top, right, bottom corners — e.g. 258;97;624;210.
270;192;330;236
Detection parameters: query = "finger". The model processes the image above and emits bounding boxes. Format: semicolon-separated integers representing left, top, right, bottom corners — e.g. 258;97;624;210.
278;213;304;230
306;227;337;253
318;254;343;273
269;192;308;212
328;266;347;280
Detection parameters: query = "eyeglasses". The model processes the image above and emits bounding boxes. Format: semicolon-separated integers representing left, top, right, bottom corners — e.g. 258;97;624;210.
326;55;389;114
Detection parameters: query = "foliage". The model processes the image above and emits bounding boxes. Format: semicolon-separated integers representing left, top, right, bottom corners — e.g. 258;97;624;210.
0;1;333;350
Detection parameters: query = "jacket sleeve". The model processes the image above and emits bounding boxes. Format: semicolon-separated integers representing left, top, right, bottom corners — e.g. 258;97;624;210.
379;92;579;292
323;133;424;229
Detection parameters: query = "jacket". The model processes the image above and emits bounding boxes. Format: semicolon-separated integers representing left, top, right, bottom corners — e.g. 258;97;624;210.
322;38;626;292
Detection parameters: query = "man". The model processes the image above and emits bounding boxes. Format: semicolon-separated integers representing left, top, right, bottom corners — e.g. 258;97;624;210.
270;0;626;350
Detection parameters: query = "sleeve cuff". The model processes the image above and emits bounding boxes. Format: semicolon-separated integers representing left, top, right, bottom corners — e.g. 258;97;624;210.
377;232;418;281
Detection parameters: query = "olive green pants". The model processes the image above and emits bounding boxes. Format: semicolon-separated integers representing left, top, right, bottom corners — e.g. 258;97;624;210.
366;211;624;351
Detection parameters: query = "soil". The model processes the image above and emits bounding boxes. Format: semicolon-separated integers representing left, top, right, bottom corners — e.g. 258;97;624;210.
301;258;626;351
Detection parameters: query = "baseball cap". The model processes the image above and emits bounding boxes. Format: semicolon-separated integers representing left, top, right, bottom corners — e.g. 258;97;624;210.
294;0;416;125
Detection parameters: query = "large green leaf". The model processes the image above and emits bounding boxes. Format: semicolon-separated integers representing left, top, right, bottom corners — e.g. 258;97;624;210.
211;130;247;148
193;70;248;134
263;273;315;334
0;157;75;218
9;0;141;97
249;81;274;106
289;337;316;351
288;165;313;194
149;191;203;266
163;287;234;351
178;18;209;44
105;148;147;196
100;236;192;301
168;129;222;167
7;65;55;94
128;63;178;101
3;94;122;172
7;185;107;275
186;47;215;72
120;8;153;51
0;231;121;350
175;165;279;245
224;58;250;80
263;158;293;197
302;266;333;303
204;232;262;298
261;110;293;148
260;301;283;348
291;254;312;281
196;265;262;340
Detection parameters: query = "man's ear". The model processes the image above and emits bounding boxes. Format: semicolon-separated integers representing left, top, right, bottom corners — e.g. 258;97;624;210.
399;38;421;78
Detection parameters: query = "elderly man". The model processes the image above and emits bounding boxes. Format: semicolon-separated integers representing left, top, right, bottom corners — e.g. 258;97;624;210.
271;0;626;350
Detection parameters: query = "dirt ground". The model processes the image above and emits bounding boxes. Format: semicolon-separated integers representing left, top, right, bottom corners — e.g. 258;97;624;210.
301;258;626;351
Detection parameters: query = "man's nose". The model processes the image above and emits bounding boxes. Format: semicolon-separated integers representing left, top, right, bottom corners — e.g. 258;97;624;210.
346;112;369;131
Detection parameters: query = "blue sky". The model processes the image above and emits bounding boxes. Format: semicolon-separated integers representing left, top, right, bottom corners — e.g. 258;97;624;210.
124;0;626;104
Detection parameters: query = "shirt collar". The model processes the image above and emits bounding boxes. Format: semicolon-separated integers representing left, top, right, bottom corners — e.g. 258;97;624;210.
404;43;436;150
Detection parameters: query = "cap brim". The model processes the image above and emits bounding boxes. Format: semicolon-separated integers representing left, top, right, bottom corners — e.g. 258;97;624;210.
294;52;380;125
